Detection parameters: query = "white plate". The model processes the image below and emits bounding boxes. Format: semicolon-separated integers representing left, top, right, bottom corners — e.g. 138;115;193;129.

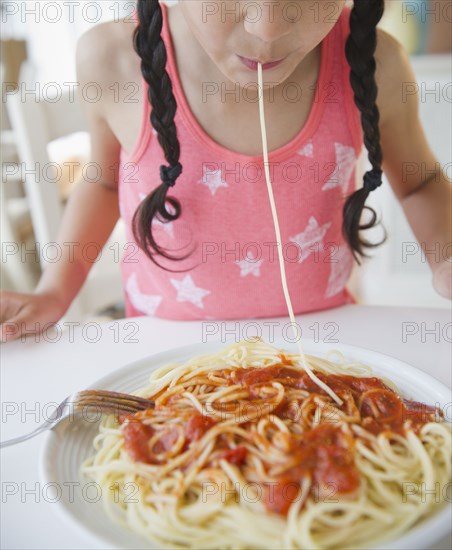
40;339;452;550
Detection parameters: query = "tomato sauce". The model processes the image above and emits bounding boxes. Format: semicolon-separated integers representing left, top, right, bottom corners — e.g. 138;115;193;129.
218;446;248;465
120;362;440;515
263;424;359;514
123;422;155;464
185;413;217;442
122;412;217;463
233;365;303;387
235;365;438;435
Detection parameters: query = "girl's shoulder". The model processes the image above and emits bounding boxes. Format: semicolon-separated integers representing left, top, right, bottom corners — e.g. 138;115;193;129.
373;28;436;199
75;18;143;154
76;18;139;90
375;28;417;127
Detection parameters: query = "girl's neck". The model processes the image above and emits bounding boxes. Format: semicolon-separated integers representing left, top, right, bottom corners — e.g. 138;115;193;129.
166;3;322;156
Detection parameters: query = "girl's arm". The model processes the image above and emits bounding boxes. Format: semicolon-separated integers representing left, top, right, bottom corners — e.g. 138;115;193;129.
0;26;122;341
375;30;451;298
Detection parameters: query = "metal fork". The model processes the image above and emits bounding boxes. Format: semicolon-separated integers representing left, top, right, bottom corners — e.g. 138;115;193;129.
0;390;155;449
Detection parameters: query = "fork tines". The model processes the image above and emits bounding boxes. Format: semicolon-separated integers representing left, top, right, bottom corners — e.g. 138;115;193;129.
75;390;154;416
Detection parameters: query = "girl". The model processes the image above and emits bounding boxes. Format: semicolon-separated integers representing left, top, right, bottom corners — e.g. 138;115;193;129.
1;0;450;340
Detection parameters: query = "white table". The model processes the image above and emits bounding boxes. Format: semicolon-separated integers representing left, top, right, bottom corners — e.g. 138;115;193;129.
1;305;451;549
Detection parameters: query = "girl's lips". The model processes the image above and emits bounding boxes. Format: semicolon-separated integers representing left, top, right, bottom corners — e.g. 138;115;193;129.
237;55;285;71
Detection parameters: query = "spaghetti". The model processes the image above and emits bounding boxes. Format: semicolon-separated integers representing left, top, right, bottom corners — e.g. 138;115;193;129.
82;339;451;549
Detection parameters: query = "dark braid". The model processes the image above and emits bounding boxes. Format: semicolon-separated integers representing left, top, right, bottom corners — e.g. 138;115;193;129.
132;0;185;265
343;0;386;262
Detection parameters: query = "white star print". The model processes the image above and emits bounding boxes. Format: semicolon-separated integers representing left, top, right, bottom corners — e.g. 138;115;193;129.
126;273;162;316
236;253;263;277
138;192;175;238
325;246;354;298
297;141;314;158
322;142;356;192
198;166;228;196
289;217;332;263
170;275;211;309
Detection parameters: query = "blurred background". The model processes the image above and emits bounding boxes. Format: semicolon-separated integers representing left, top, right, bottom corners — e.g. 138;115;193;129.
1;0;451;324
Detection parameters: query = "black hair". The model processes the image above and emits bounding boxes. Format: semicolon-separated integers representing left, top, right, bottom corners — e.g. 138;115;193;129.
343;0;386;261
132;0;184;266
133;0;386;265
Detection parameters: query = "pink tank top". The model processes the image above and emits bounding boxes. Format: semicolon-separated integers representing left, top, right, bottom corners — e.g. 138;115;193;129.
118;3;363;320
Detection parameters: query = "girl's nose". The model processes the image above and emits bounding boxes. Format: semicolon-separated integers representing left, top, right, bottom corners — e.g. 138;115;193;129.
243;2;292;43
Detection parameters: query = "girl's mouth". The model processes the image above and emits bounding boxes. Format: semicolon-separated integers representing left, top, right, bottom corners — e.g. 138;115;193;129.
237;55;285;71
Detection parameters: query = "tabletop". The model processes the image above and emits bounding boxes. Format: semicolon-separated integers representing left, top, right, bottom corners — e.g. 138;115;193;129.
1;304;451;549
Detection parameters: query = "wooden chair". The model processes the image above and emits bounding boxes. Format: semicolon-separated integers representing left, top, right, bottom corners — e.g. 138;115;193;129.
5;61;125;321
1;61;38;292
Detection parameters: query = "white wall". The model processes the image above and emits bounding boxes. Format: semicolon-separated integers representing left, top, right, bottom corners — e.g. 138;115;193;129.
1;0;135;82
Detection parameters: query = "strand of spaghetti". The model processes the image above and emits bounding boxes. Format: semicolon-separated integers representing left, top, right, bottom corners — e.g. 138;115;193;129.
256;63;342;405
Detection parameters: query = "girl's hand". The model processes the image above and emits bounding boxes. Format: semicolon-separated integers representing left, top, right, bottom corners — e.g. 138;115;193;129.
432;260;452;300
0;291;66;343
